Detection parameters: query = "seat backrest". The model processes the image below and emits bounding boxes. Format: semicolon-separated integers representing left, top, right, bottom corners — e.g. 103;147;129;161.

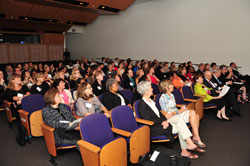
133;99;142;118
182;86;195;99
151;83;160;95
120;89;133;103
172;89;185;104
191;82;196;94
154;93;162;110
98;94;104;103
111;105;138;132
21;94;46;115
80;114;115;148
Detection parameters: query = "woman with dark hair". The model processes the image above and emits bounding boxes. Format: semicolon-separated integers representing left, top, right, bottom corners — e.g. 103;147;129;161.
194;73;230;121
0;70;7;105
123;69;135;91
147;66;160;85
76;82;109;117
102;78;131;110
42;89;80;146
22;70;34;89
53;79;74;108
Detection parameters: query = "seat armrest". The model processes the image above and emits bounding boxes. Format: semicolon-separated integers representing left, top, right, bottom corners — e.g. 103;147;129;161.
135;118;154;126
18;109;29;116
42;123;55;132
184;98;197;102
111;128;131;137
194;94;205;98
176;104;185;108
78;140;101;153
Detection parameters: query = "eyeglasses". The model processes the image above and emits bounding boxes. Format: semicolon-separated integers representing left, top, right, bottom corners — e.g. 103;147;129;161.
86;86;92;89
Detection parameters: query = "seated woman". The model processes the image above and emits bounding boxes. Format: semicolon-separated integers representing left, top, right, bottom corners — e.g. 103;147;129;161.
123;69;135;91
147;66;160;85
30;72;50;96
159;80;206;148
6;74;30;121
22;70;34;89
76;82;109;117
53;79;74;108
102;78;132;111
135;69;146;86
42;89;81;146
171;72;184;90
0;70;7;104
70;68;82;89
178;66;192;84
54;70;70;90
92;71;106;96
137;81;204;159
194;73;230;121
112;74;123;91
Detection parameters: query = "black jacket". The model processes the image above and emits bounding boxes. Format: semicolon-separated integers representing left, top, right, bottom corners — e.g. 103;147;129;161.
138;100;173;140
92;80;106;96
102;91;130;110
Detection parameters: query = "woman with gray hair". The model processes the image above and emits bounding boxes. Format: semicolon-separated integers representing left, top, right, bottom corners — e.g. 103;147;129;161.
137;81;205;159
102;78;132;110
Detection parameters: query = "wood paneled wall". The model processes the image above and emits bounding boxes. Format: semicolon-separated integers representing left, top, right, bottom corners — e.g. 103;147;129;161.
0;44;63;64
42;33;64;45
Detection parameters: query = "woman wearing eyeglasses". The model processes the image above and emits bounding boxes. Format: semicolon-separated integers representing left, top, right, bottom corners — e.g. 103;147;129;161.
76;82;109;117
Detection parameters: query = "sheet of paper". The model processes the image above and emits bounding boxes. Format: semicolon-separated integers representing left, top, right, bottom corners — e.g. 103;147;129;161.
219;85;230;97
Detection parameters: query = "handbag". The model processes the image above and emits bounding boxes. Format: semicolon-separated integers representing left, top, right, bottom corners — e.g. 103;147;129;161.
139;151;190;166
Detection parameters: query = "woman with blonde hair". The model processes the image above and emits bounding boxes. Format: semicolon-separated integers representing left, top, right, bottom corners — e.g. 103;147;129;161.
6;74;30;121
54;70;70;90
70;68;82;89
30;72;50;96
159;80;205;148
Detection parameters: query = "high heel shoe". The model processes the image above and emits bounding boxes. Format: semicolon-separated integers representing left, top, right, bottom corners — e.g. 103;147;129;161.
221;117;232;121
216;116;224;121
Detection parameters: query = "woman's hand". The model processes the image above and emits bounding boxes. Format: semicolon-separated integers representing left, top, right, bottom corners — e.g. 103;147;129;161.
213;96;222;99
128;104;132;109
104;112;110;118
165;112;173;119
179;106;186;113
161;121;169;129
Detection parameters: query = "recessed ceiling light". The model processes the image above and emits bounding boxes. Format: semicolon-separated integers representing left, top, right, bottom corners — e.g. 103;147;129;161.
25;17;28;20
102;6;105;9
80;2;83;5
49;19;53;22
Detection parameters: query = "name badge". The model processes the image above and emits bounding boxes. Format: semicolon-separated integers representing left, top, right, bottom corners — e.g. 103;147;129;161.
17;93;23;97
60;94;64;98
48;74;52;79
28;83;33;87
36;87;42;92
85;103;92;108
204;87;208;91
97;86;102;90
129;82;133;86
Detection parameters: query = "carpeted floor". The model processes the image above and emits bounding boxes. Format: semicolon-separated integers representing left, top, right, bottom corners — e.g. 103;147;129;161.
0;103;250;166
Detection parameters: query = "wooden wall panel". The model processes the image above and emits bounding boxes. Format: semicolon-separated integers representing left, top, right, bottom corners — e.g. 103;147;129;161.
0;44;63;64
48;45;63;61
42;33;64;45
0;45;8;64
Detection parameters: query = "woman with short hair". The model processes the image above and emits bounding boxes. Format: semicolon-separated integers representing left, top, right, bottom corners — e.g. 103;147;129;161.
137;81;205;159
159;80;205;148
102;78;131;110
30;72;50;96
42;89;80;146
92;71;106;96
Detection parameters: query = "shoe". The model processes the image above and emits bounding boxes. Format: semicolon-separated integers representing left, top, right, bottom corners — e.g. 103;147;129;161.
181;152;199;159
189;146;205;153
192;139;206;148
216;116;224;121
221;117;232;121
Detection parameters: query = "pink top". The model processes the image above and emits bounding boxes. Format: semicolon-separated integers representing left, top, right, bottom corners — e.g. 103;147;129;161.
148;74;158;84
60;90;69;105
